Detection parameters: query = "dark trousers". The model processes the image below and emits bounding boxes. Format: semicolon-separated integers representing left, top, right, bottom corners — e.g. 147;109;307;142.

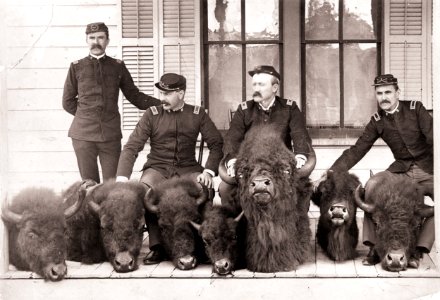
363;166;434;252
71;138;121;183
140;168;202;250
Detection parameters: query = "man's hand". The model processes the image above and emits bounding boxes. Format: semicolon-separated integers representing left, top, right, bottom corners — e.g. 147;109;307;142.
295;154;307;169
197;171;213;189
226;158;236;177
312;171;328;192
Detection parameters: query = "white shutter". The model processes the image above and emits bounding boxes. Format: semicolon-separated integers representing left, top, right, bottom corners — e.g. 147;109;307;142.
120;0;200;130
121;0;154;38
384;0;432;108
121;46;155;130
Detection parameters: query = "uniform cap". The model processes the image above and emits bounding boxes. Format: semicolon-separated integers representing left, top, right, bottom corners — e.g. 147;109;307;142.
373;74;398;86
248;65;280;80
155;73;186;91
86;22;109;35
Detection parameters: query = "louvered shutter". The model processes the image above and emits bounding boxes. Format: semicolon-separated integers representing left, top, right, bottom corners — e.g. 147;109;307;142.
384;0;432;108
120;0;200;131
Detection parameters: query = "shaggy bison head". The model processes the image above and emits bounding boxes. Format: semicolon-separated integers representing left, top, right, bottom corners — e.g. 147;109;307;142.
355;173;434;272
86;181;148;272
1;180;94;281
191;203;245;275
145;177;209;270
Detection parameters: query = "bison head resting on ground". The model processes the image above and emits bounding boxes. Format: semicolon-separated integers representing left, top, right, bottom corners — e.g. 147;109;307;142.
190;202;246;275
311;170;360;261
64;180;148;273
1;180;92;281
145;177;209;270
234;125;313;272
355;173;434;272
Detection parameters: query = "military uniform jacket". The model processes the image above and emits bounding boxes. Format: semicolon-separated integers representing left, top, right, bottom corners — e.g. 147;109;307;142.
116;104;224;178
331;100;433;174
223;96;313;161
62;55;161;142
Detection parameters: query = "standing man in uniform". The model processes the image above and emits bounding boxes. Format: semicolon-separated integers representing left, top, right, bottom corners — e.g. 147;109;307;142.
218;65;314;204
315;74;433;267
116;73;224;264
62;22;161;183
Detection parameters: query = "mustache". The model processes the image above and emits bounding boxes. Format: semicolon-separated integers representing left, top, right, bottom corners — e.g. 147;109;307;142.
253;92;262;98
380;100;391;104
91;44;103;50
161;100;170;106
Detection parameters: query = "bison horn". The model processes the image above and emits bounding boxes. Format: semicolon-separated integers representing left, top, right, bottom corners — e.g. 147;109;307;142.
195;184;209;206
417;205;434;218
218;157;237;185
143;188;159;214
296;148;317;178
234;210;245;223
1;197;23;224
354;184;376;213
64;180;92;218
189;220;201;231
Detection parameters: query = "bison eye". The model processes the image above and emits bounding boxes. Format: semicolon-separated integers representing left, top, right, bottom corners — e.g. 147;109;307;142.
283;170;290;175
202;238;211;246
232;235;237;240
27;231;38;239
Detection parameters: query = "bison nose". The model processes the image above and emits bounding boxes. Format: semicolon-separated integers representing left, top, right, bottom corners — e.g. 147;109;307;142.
114;251;135;273
214;258;232;275
329;205;348;221
177;255;197;270
45;262;67;281
384;250;407;271
250;176;272;191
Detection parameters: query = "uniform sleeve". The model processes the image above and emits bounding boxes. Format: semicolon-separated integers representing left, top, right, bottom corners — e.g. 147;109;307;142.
116;110;152;178
330;118;380;172
289;103;313;156
416;102;433;146
199;110;224;175
62;63;79;115
223;104;247;161
119;61;161;110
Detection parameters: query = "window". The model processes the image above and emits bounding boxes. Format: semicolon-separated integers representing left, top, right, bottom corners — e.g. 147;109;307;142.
203;0;282;130
301;0;382;142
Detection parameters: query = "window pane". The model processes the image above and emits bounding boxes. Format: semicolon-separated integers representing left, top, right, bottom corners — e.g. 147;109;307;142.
306;44;340;126
208;45;242;130
305;0;339;40
245;44;280;99
207;0;241;41
344;43;377;127
245;0;279;40
343;0;378;39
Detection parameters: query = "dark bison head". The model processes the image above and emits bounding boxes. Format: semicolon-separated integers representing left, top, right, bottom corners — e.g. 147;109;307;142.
145;177;209;270
355;173;434;272
1;180;94;281
312;171;360;227
87;181;147;273
191;203;245;275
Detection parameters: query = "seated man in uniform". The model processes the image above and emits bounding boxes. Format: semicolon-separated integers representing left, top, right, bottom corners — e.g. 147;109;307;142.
218;65;314;205
116;73;224;264
314;74;433;267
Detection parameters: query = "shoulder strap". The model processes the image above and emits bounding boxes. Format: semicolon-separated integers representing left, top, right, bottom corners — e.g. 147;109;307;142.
193;105;201;114
286;99;294;106
410;100;417;110
241;101;248;110
150;106;159;115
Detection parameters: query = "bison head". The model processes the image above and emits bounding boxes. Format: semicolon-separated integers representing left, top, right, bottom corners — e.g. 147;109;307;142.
191;204;245;275
144;177;209;270
312;171;360;227
87;181;147;273
1;180;93;281
355;174;433;272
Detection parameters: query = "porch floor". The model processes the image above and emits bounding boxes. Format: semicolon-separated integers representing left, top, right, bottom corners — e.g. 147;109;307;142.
2;214;439;280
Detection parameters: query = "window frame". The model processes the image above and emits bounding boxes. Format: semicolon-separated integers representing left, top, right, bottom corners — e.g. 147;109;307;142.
300;0;384;144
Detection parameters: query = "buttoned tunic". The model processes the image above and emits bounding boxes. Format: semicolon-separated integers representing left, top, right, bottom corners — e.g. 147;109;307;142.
331;100;433;174
62;55;161;142
116;104;224;178
223;96;313;161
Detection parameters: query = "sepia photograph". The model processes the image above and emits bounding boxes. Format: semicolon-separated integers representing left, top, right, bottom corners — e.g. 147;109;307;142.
0;0;439;299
